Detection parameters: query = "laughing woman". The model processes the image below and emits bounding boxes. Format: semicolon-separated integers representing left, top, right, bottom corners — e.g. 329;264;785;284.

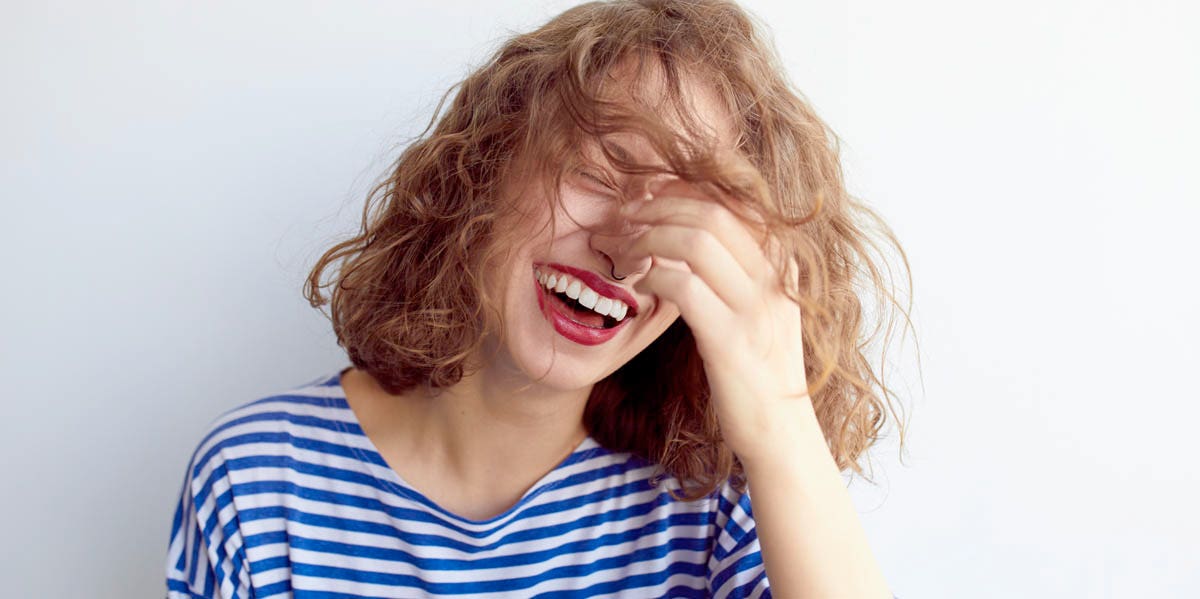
165;1;913;597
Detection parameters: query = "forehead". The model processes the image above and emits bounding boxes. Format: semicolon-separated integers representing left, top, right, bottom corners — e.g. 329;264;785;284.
589;56;737;165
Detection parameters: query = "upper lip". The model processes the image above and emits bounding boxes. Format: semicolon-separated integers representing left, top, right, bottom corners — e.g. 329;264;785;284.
541;262;640;317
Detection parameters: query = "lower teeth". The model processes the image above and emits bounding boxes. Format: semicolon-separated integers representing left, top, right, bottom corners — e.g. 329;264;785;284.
550;290;615;329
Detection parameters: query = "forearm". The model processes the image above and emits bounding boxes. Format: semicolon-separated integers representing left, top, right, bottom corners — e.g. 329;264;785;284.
738;399;893;599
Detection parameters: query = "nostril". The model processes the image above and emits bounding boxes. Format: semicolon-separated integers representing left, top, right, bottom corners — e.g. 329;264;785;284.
608;253;651;283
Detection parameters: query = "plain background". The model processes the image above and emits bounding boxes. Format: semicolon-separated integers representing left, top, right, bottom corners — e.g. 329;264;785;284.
2;0;1197;597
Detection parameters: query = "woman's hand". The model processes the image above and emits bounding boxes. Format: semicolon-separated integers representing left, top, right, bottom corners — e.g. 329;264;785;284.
622;179;895;599
620;178;815;463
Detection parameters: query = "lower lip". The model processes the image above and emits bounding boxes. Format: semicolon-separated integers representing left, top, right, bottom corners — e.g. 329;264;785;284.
533;274;630;346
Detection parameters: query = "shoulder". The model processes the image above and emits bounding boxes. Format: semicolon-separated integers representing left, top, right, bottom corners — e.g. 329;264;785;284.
180;369;355;491
168;371;349;596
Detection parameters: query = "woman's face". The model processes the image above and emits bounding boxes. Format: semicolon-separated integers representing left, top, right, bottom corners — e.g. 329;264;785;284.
487;139;680;391
486;71;735;392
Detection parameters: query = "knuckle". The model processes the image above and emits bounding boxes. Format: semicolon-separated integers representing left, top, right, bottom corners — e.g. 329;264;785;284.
681;273;703;298
673;227;698;253
682;227;714;254
709;205;733;229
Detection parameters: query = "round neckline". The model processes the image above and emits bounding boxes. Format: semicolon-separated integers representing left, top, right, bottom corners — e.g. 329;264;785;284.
321;366;602;526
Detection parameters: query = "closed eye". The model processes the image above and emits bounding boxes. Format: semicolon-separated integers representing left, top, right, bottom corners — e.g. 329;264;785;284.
577;169;615;191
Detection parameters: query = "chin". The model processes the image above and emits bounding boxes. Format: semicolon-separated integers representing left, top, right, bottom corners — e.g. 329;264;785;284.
487;258;658;390
503;316;617;391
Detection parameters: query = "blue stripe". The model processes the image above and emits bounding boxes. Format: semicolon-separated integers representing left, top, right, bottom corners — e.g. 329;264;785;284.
220;458;664;540
287;534;709;594
187;494;203;590
256;577;293;598
289;589;393;599
192;410;372;480
167;578;210;598
711;529;764;596
190;427;619;526
245;509;708;576
237;481;701;556
728;567;770;598
203;484;236;598
529;567;709;598
712;490;750;562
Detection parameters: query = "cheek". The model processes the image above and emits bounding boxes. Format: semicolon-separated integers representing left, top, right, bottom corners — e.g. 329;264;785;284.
645;310;682;341
556;189;614;228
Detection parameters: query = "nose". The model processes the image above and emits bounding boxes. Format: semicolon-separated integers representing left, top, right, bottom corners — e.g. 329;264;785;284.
590;223;651;281
589;174;676;281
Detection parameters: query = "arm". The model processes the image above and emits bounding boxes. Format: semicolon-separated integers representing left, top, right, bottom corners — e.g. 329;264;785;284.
738;398;893;599
621;182;895;598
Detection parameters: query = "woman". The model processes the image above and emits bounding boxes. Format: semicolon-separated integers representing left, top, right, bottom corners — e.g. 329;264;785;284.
166;0;912;597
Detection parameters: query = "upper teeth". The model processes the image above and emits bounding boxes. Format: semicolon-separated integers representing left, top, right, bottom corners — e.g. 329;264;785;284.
535;268;631;322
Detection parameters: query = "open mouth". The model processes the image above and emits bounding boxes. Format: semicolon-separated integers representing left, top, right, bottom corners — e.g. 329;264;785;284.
532;270;632;346
544;287;622;329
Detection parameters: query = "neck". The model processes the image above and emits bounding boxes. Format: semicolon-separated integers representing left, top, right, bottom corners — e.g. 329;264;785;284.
413;365;592;479
345;352;593;487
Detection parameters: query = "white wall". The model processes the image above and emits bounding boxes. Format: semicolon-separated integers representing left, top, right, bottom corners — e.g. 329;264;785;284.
2;1;1196;597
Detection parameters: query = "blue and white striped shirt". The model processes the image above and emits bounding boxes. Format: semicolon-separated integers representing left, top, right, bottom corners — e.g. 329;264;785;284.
165;369;772;598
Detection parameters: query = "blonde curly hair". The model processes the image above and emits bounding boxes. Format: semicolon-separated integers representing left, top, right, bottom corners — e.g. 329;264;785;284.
305;0;916;500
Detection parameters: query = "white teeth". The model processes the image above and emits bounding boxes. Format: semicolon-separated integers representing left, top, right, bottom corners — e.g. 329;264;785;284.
611;302;628;320
565;279;582;300
535;267;634;322
595;297;612;316
578;287;598;309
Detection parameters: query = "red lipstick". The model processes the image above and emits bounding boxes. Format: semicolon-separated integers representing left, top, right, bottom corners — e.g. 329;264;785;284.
542;262;639;317
533;274;630;345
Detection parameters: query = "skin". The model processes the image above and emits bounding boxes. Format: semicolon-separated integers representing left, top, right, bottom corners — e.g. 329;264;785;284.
343;58;893;597
341;61;705;522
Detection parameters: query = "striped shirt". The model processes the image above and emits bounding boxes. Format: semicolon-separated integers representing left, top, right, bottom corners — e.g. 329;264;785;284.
165;369;772;598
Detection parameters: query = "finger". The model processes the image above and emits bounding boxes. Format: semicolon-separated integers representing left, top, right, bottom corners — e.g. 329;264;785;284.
624;223;760;313
621;195;773;284
633;261;734;351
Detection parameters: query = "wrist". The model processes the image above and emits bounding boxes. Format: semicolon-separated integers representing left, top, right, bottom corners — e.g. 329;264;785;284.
729;396;827;469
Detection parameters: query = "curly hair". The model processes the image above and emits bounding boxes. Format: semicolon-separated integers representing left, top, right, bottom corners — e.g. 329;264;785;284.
304;0;916;501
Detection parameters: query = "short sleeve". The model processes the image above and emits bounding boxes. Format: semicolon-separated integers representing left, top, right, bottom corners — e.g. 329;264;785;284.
707;481;771;599
165;441;253;599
